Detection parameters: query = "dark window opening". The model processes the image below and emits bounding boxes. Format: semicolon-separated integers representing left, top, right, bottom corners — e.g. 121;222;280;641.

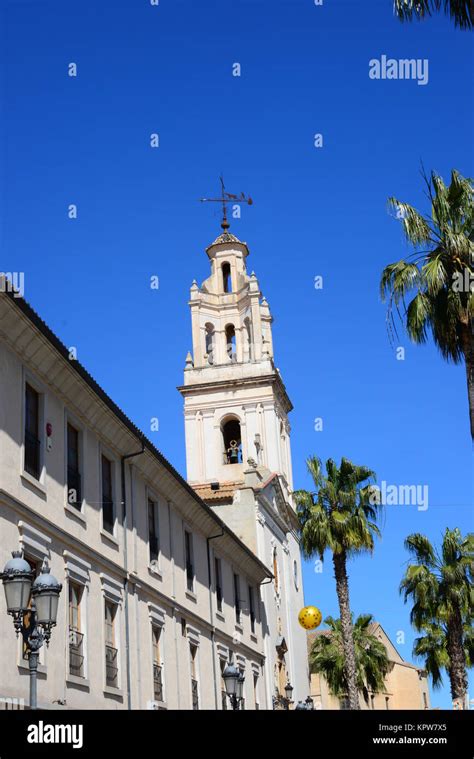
185;530;194;592
222;419;242;464
24;384;40;480
222;262;231;293
148;499;159;562
215;557;223;612
67;423;81;508
234;573;241;624
102;455;114;534
248;585;256;634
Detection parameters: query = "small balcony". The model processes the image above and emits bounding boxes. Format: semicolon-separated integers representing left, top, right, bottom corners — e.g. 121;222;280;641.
153;663;163;702
191;678;199;710
105;644;118;688
69;628;84;678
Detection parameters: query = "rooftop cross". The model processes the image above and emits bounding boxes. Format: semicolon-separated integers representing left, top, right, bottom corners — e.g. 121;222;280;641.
200;176;252;232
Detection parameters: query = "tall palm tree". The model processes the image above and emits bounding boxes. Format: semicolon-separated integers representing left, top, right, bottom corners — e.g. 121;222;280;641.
412;620;474;694
400;528;474;708
394;0;474;29
310;614;390;707
380;169;474;438
294;456;382;710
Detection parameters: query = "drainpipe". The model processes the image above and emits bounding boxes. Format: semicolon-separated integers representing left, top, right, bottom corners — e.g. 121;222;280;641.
206;529;224;709
121;440;145;710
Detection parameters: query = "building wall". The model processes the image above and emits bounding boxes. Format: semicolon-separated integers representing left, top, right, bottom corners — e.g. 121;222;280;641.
0;335;268;710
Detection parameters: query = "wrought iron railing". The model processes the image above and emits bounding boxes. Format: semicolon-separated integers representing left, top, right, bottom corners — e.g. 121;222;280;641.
69;627;84;678
67;466;82;507
191;678;199;710
153;663;163;702
24;431;40;480
105;644;118;687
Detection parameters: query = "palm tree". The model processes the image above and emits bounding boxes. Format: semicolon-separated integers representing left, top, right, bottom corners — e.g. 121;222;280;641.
412;620;474;694
380;169;474;438
400;528;474;708
294;456;382;710
393;0;474;29
310;614;390;707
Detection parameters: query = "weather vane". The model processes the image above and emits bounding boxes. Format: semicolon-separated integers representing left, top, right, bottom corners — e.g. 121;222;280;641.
200;176;253;231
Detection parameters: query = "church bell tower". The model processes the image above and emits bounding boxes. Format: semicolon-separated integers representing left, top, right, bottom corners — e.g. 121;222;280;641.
178;186;309;706
178;225;294;496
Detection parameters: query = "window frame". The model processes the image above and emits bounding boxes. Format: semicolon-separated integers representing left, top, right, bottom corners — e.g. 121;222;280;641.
184;528;195;594
21;372;46;485
100;450;116;536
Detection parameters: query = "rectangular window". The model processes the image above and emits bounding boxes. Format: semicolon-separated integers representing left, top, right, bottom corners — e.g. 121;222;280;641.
148;499;159;563
104;601;118;688
233;573;241;625
101;455;114;534
24;383;40;480
69;582;84;678
67;423;82;508
184;530;194;592
248;585;255;634
189;643;199;710
215;557;223;612
152;625;163;702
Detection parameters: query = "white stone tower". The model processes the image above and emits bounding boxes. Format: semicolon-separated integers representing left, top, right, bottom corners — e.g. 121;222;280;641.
178;212;309;708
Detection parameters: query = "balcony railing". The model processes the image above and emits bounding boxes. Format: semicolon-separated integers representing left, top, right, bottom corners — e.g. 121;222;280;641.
153;663;163;702
67;466;82;507
105;644;118;688
69;628;84;678
191;678;199;710
24;431;40;480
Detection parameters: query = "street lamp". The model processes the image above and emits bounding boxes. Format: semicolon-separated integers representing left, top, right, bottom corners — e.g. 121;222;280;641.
1;551;62;710
223;664;245;711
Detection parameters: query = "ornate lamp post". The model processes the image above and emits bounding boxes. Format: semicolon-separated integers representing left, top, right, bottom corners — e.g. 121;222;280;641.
272;680;295;710
1;551;62;710
223;664;245;711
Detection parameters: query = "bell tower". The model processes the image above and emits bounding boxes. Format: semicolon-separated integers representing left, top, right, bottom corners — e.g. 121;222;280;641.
179;226;294;494
178;183;309;707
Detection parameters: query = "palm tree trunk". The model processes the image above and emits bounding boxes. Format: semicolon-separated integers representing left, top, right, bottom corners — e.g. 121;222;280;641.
446;604;468;709
332;551;359;709
460;323;474;439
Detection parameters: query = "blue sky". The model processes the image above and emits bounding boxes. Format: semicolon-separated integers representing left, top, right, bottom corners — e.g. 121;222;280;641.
1;0;473;708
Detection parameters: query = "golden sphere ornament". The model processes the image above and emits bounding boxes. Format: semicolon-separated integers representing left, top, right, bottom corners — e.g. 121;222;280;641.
298;605;322;630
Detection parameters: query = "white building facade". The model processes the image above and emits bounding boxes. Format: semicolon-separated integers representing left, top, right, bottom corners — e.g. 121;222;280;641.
0;286;276;711
179;226;308;707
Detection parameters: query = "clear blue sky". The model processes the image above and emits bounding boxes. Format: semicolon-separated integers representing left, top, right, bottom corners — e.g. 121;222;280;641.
1;0;472;709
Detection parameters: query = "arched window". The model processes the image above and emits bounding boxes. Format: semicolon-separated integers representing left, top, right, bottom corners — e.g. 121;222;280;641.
222;262;232;293
222;417;242;464
244;317;252;361
225;324;237;362
205;323;215;365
